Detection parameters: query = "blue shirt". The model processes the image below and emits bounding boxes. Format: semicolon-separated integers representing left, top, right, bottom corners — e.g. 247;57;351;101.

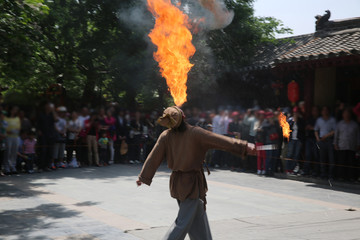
314;117;336;138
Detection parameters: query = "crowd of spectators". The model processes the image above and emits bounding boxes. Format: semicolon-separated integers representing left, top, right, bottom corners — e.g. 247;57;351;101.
1;101;359;183
0;102;163;175
185;102;360;182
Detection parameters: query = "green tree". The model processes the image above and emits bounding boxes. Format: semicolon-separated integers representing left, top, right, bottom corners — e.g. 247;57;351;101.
0;0;49;100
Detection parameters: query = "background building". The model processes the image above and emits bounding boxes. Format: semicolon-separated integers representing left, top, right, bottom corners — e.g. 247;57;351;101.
241;11;360;114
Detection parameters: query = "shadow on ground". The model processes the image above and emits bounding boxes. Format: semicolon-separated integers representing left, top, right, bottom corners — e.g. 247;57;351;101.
0;182;51;199
0;203;80;239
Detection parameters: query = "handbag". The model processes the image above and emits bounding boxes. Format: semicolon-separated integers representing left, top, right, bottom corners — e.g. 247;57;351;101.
120;140;128;155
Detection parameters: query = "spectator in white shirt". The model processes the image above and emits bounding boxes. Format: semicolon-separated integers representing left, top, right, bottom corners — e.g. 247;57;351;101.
334;108;360;180
314;106;336;179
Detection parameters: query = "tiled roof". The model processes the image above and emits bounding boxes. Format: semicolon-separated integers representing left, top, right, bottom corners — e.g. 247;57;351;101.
241;17;360;71
276;29;360;64
241;34;313;71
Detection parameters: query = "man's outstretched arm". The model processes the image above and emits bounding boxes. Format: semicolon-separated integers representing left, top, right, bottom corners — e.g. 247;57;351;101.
137;131;167;186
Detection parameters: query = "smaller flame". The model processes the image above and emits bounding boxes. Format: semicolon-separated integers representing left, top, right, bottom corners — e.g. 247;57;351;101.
278;112;292;140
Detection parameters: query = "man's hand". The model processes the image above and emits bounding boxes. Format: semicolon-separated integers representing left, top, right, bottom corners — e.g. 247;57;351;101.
136;178;142;187
247;143;256;156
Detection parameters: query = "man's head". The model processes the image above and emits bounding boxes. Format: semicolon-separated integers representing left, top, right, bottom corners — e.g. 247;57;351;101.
71;111;78;120
158;106;185;129
81;107;89;116
257;110;265;121
231;111;240;122
342;108;352;122
293;106;300;119
298;101;305;114
321;106;330;118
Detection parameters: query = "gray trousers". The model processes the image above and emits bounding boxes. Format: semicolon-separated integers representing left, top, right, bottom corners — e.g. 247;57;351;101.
3;137;19;172
163;198;212;240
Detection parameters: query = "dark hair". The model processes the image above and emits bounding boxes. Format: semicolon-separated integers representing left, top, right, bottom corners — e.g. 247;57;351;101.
343;107;354;119
172;118;187;133
8;105;19;117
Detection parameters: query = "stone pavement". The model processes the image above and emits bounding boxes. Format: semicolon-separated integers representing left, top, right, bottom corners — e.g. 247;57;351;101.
1;164;360;240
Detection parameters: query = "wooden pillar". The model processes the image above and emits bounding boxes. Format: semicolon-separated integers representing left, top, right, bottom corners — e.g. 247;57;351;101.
304;70;314;119
314;67;336;107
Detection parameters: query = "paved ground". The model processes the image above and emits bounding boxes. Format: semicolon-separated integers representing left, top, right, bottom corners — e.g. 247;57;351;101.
1;164;360;240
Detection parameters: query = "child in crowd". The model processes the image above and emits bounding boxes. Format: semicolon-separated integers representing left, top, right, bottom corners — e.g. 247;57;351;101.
16;130;33;173
98;131;109;166
23;130;37;173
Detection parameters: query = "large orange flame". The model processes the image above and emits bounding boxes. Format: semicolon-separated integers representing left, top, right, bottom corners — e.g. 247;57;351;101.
278;112;292;140
147;0;195;106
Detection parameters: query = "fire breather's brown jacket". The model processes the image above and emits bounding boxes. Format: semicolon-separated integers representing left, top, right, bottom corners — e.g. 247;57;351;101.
138;123;248;206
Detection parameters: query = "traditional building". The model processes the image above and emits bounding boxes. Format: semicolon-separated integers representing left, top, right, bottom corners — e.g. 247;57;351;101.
241;11;360;114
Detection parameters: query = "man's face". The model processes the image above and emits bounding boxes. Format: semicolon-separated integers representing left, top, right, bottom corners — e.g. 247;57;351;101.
322;107;329;117
343;110;351;121
72;112;78;119
59;111;66;118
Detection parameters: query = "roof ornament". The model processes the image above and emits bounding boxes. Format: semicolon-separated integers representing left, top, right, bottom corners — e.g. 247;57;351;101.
315;10;331;31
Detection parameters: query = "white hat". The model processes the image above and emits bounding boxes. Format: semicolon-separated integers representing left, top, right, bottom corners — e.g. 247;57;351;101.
57;106;67;112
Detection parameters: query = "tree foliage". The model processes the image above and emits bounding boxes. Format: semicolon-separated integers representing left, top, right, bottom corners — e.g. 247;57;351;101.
0;0;292;110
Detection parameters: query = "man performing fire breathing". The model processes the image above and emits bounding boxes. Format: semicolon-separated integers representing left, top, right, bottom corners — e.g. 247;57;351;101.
136;106;256;240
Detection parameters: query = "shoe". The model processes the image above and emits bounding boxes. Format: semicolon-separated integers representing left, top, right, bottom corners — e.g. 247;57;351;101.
257;170;261;175
27;170;34;174
135;160;141;164
129;160;135;164
261;170;265;175
57;162;66;168
50;164;56;170
214;164;220;168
